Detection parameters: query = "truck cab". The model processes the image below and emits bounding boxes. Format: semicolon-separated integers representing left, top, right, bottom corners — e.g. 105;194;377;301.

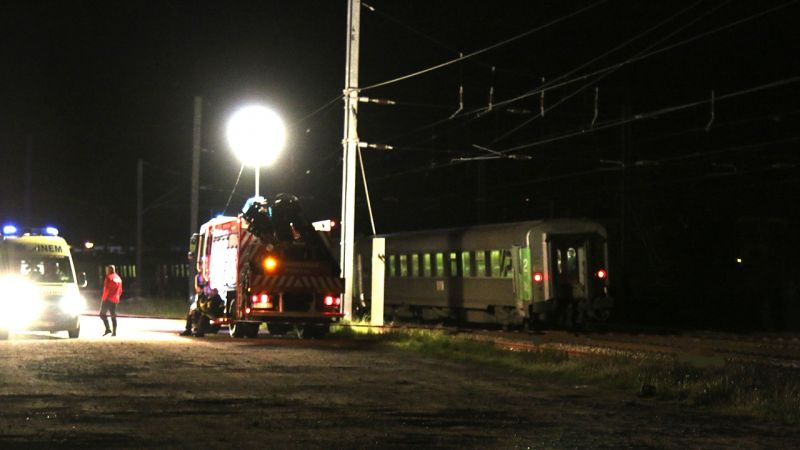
0;226;85;339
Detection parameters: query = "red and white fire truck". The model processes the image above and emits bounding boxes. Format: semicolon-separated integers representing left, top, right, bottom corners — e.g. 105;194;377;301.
189;194;344;338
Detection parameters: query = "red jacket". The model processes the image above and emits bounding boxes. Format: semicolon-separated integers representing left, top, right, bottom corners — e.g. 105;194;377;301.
102;273;123;303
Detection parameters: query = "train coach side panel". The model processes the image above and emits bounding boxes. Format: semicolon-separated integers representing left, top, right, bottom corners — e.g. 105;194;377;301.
384;276;515;310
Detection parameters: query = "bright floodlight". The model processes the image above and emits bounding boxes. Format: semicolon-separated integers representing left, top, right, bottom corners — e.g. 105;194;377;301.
226;105;286;168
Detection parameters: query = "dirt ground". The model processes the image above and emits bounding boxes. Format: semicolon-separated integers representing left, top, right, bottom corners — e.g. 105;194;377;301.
1;317;799;449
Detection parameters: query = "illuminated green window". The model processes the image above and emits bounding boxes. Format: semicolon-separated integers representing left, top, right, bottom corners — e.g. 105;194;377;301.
449;252;459;277
501;250;513;278
399;255;408;277
388;255;396;277
462;251;472;277
490;250;501;277
475;251;487;277
435;253;444;277
411;254;420;277
423;254;432;277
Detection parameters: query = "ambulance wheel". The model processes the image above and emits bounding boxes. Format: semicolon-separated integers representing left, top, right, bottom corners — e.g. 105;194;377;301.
67;325;80;339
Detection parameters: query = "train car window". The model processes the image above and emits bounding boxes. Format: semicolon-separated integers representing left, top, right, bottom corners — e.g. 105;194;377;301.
388;255;396;277
411;254;420;277
490;250;501;277
475;251;487;277
399;255;408;277
423;254;432;277
435;253;445;277
567;248;578;275
449;252;459;277
502;250;513;278
461;251;472;277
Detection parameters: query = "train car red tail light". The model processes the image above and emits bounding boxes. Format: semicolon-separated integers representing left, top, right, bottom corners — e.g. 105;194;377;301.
533;272;544;283
595;269;607;280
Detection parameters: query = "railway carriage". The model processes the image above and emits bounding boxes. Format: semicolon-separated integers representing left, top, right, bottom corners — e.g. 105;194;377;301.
356;219;612;328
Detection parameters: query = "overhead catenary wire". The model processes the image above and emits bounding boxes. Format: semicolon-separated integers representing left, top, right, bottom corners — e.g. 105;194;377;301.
368;76;800;182
477;0;794;123
357;0;608;93
373;0;723;148
487;0;728;144
498;75;800;154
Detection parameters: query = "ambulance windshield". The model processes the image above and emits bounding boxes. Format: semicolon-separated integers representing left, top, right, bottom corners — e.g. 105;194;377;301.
15;256;74;283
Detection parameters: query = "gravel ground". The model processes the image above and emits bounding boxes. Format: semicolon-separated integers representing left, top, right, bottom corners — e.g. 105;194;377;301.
1;316;799;449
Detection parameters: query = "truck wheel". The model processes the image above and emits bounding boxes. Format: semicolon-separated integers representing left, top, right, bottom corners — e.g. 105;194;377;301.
244;323;259;338
268;323;290;335
67;325;80;339
229;322;246;338
303;324;329;339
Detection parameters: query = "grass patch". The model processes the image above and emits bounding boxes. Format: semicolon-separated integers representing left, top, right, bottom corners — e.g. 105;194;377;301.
117;297;188;319
344;328;800;424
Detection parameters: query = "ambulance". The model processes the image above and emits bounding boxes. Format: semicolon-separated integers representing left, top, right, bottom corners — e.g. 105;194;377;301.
0;225;86;339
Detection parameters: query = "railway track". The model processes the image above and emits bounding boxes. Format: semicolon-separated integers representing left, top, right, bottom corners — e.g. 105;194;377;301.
344;322;800;368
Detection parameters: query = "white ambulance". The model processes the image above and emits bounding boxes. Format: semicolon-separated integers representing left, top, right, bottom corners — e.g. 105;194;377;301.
0;226;85;339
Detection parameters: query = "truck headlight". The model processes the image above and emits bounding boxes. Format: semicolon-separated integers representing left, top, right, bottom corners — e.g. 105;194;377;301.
0;275;42;329
59;294;86;316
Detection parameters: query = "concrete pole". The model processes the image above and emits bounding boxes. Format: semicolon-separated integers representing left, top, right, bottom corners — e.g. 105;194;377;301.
340;0;360;319
190;97;202;237
190;96;202;299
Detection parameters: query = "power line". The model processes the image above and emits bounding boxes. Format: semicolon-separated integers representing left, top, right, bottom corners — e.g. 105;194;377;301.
292;94;343;128
373;0;729;149
488;0;721;144
500;75;800;154
368;76;800;182
361;2;541;80
358;0;608;93
474;0;796;123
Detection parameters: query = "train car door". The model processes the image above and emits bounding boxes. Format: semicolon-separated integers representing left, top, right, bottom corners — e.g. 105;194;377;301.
548;235;589;302
512;245;532;302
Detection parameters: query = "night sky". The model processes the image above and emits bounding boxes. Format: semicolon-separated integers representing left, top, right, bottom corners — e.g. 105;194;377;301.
2;1;799;325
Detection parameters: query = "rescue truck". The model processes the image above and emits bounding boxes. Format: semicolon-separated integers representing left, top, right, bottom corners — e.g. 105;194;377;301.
189;194;344;338
0;225;86;339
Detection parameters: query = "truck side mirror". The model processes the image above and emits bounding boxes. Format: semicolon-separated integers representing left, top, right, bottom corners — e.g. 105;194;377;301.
78;271;88;288
188;233;199;261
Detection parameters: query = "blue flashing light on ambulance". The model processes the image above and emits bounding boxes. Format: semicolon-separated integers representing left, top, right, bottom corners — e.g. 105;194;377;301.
0;224;86;340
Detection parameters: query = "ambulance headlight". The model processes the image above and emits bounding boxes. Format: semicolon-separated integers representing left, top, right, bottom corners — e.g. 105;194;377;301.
59;294;86;316
0;275;42;328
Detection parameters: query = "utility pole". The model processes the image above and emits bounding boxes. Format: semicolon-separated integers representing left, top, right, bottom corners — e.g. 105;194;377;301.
136;159;143;300
189;96;202;298
190;97;202;241
340;0;360;319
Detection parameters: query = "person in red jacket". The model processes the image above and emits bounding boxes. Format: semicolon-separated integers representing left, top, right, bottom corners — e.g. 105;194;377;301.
100;265;123;336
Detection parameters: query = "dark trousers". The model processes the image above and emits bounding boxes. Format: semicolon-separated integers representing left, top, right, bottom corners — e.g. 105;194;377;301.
100;300;118;331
